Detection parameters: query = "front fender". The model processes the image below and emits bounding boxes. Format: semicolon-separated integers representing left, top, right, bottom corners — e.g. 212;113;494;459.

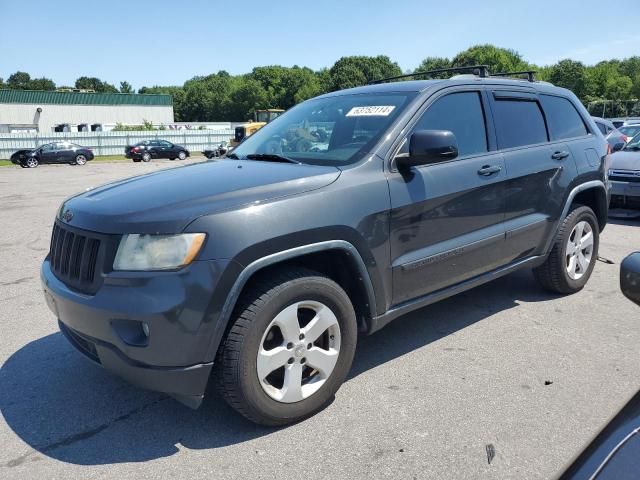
201;239;378;363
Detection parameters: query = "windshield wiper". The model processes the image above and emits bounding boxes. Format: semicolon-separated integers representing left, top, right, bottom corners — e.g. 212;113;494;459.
245;153;301;164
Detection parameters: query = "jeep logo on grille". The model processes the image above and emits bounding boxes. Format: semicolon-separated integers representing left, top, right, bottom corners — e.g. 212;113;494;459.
61;209;74;222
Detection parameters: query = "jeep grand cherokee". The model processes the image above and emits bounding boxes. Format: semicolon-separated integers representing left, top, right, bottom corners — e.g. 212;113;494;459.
41;67;610;425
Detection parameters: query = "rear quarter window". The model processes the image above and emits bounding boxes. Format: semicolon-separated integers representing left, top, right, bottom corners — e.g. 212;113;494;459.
492;98;548;149
541;95;589;140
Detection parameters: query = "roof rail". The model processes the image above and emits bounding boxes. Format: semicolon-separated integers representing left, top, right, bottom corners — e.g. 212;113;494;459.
369;65;490;85
490;70;537;82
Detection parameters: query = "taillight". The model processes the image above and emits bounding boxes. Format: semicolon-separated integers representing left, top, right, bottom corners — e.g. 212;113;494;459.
622;135;628;143
607;144;612;155
132;147;139;152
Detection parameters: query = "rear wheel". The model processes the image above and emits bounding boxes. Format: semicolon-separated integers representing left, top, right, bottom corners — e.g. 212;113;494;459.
74;154;87;165
215;268;357;426
533;205;599;294
142;152;151;162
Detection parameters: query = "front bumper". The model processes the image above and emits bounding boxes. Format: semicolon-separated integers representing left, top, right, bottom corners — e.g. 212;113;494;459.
610;180;640;208
41;257;231;407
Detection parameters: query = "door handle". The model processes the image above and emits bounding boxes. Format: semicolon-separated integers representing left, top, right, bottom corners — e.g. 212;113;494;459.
551;151;570;160
477;165;502;176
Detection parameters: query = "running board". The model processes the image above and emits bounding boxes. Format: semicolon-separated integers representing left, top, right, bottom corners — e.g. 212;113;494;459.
368;255;545;334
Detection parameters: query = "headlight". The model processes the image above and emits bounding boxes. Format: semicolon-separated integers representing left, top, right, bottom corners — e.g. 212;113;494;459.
113;233;206;271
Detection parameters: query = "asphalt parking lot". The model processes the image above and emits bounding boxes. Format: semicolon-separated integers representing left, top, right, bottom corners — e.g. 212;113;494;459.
0;159;639;480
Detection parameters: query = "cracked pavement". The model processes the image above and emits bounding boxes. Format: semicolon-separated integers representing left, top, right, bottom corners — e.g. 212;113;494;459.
1;159;639;479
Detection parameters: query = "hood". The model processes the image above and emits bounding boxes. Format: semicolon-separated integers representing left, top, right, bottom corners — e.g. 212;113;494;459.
60;160;341;234
610;150;640;171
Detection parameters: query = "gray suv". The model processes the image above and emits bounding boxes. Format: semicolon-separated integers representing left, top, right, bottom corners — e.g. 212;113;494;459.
41;66;610;425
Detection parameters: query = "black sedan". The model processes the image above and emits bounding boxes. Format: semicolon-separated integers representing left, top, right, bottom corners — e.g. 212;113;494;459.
125;140;189;162
10;142;94;168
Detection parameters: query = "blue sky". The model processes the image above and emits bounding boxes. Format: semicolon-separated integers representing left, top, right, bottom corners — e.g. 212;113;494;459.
2;0;638;90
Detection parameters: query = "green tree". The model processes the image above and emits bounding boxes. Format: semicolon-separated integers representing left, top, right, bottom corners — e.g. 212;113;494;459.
7;71;32;89
328;55;402;90
75;76;118;93
451;45;530;74
414;57;451;79
119;81;133;93
549;59;588;101
28;77;56;90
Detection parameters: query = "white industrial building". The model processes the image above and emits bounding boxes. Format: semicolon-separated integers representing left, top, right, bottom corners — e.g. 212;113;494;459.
0;90;174;133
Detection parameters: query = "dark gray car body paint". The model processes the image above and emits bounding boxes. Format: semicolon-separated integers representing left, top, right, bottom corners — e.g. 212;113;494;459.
41;78;609;406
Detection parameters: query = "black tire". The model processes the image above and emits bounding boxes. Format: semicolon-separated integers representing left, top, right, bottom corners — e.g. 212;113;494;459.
178;151;187;160
133;158;141;163
533;205;599;294
24;158;39;168
142;152;151;162
74;154;87;166
214;268;357;426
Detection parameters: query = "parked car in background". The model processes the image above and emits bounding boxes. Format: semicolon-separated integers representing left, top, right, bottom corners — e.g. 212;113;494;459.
10;142;94;168
609;133;640;209
619;124;640;143
202;141;230;159
610;117;640;129
592;117;627;149
125;140;189;162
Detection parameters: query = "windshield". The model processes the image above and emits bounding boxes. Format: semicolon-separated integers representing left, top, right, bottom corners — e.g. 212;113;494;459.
231;92;417;166
620;125;640;138
625;133;640;150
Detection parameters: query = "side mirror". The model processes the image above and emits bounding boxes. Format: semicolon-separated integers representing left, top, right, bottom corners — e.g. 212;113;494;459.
621;252;640;306
396;130;458;171
612;142;625;152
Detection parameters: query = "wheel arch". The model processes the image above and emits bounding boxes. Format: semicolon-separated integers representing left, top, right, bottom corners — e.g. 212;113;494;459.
567;181;608;232
205;241;377;362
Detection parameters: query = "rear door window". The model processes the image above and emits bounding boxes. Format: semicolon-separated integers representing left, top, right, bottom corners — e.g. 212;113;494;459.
541;95;589;140
595;122;607;135
492;97;548;149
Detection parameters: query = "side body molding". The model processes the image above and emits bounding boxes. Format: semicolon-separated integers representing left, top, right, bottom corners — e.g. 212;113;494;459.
206;240;377;361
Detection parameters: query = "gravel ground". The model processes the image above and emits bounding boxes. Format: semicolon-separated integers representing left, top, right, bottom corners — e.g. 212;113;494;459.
0;158;639;479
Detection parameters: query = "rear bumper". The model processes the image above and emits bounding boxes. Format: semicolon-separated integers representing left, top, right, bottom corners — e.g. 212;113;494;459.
41;257;231;407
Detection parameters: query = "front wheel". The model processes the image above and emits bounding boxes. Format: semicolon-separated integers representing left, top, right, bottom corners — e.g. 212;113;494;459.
178;151;187;160
215;268;357;426
24;158;39;168
533;205;599;294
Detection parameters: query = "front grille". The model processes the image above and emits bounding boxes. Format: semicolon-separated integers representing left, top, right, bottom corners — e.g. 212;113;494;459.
609;169;640;183
49;221;111;294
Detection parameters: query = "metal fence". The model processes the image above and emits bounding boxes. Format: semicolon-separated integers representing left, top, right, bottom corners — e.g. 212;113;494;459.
0;130;235;159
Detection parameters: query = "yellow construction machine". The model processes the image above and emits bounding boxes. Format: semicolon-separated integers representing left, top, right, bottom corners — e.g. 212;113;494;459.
230;109;284;147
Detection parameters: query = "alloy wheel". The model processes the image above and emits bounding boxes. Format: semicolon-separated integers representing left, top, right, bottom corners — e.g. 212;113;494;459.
566;220;594;280
26;158;38;168
257;300;341;403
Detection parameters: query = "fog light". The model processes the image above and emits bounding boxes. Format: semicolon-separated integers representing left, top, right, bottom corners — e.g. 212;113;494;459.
142;322;150;337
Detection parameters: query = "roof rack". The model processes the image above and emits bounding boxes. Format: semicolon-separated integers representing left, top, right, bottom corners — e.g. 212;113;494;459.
369;65;490;85
490;70;537;82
